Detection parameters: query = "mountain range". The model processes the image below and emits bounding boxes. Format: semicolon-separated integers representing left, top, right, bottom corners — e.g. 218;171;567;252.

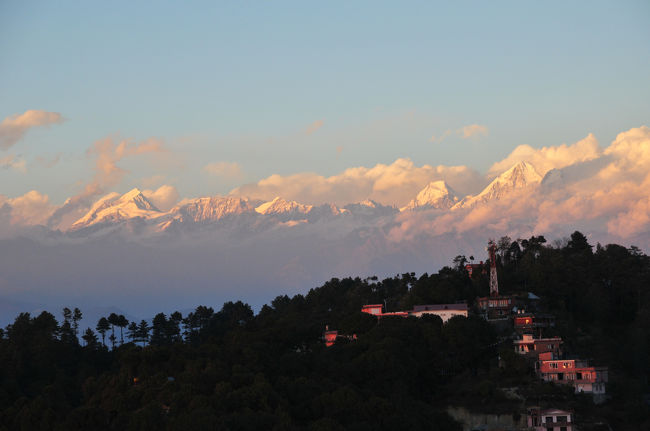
63;161;542;235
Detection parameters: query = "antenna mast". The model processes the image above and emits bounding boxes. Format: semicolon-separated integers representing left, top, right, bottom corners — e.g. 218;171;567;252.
488;239;499;297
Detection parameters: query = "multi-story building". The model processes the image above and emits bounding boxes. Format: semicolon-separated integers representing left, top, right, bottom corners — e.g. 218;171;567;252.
513;311;555;335
536;352;608;395
513;334;563;358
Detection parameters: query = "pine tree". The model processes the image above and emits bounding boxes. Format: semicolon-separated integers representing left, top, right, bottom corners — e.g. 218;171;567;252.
96;317;110;347
137;320;150;347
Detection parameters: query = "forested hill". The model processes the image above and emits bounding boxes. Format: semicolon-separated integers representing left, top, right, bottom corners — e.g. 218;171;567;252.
0;232;649;430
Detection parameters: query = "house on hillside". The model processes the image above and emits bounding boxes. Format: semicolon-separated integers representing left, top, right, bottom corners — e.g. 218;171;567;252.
409;304;469;322
536;352;608;397
527;407;574;431
465;261;486;277
513;334;563;358
513;311;556;335
476;295;516;320
323;327;357;347
361;303;468;323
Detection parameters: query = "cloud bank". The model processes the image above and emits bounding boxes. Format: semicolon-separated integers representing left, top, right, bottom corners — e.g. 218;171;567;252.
231;158;483;207
0;110;64;150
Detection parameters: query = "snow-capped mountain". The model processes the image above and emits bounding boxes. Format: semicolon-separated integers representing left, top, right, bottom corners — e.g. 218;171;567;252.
70;188;162;231
344;200;398;218
255;197;313;219
63;161;545;235
401;180;458;211
167;196;255;223
155;196;257;231
453;161;541;209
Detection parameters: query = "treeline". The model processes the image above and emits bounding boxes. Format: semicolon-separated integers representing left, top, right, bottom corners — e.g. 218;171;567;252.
0;231;648;430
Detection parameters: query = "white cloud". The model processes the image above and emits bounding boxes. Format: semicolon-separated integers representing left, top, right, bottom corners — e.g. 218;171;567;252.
48;136;169;229
231;158;483;207
0;110;64;150
489;133;601;177
203;161;244;180
142;185;179;211
3;190;55;225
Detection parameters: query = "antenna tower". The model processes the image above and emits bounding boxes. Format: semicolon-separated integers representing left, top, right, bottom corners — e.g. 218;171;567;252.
488;239;499;297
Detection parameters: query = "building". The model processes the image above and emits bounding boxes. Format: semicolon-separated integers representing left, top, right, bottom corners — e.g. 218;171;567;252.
409;304;469;323
323;329;338;347
476;295;515;319
527;407;574;431
513;311;556;335
323;327;357;347
361;303;468;323
536;352;608;396
465;261;485;277
513;334;563;358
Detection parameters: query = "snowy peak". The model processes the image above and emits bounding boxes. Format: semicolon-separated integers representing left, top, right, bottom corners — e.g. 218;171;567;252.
453;161;541;209
116;188;158;211
343;200;398;218
168;196;255;223
401;181;458;211
70;188;161;230
255;197;313;216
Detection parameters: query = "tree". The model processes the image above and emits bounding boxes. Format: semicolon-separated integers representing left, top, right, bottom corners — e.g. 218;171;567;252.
72;307;83;337
566;230;592;255
96;317;110;347
150;313;168;346
127;321;138;343
107;313;119;349
137;320;150;346
60;308;76;344
82;328;98;348
116;314;128;345
108;333;116;350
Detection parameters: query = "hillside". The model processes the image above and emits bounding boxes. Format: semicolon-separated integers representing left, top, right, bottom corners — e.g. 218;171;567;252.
0;232;648;430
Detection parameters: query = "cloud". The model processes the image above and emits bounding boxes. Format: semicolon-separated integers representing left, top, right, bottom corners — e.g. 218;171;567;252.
2;190;55;225
231;158;483;207
305;119;324;135
142;185;179;211
489;133;601;177
0;110;64;150
0;154;26;172
460;124;489;139
48;136;169;229
203;161;244;180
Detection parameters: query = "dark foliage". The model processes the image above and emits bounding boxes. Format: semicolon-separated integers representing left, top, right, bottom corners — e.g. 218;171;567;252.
0;232;648;430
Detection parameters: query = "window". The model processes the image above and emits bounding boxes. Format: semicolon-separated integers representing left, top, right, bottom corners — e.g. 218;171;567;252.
545;416;554;423
557;416;567;423
560;427;567;431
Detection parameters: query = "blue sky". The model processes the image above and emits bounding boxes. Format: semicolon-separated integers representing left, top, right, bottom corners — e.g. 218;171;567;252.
1;1;649;203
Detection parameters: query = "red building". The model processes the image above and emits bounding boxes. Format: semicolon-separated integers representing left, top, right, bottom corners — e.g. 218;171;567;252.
513;334;563;358
513;311;556;334
323;328;357;347
323;330;338;347
536;352;608;396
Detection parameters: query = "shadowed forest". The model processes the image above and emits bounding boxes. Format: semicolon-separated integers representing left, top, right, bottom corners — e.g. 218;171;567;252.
1;232;649;430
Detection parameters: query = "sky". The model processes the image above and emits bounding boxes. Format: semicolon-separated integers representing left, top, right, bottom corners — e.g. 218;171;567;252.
1;1;649;205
